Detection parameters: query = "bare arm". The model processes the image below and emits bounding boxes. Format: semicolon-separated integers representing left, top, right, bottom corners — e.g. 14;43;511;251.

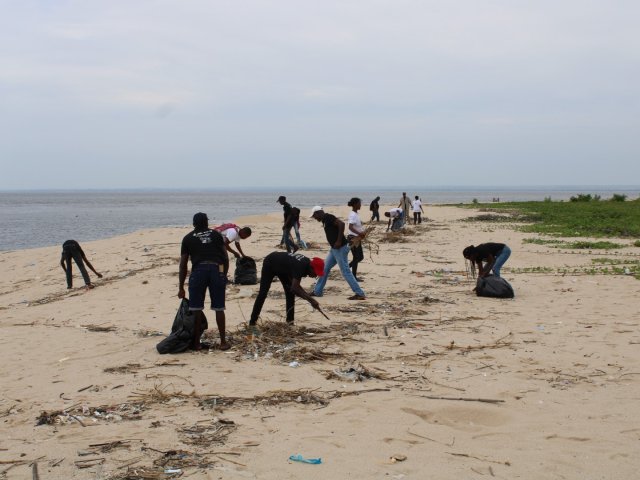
60;254;66;272
81;252;102;278
290;278;320;310
178;254;189;298
478;255;496;277
235;241;245;258
332;218;346;248
224;241;241;258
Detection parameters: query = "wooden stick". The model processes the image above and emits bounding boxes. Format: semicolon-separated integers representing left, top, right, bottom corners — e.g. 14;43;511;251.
417;395;504;404
32;462;39;480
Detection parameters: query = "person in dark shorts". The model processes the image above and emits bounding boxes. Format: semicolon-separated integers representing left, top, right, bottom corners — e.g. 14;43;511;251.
60;240;102;289
463;243;512;278
249;252;325;326
178;212;230;351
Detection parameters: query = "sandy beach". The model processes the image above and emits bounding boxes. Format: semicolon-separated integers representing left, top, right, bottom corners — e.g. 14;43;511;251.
1;204;639;479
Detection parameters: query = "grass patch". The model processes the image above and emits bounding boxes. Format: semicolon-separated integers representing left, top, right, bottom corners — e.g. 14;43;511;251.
461;200;640;238
563;241;626;250
523;238;563;245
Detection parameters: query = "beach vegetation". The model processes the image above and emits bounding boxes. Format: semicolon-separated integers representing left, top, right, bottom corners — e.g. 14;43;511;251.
634;240;640;247
610;193;627;202
463;199;640;238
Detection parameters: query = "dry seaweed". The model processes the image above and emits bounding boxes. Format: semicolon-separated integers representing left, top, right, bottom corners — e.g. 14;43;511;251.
324;363;390;382
104;363;142;374
179;419;237;446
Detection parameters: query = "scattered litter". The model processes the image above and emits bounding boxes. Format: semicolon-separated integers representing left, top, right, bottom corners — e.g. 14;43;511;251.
289;454;322;464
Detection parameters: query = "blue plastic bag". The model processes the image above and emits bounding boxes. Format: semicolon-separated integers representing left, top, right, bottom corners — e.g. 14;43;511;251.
289;454;322;464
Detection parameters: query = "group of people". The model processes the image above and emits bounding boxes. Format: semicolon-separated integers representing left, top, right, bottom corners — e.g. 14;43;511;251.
61;193;511;352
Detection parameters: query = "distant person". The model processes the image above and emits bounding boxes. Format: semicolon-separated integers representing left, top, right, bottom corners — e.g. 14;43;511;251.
283;207;300;254
60;240;102;289
178;212;230;351
249;252;325;327
398;193;412;221
277;195;293;248
278;196;307;250
214;223;252;258
412;195;425;225
310;206;366;300
347;197;366;281
369;196;380;222
385;207;404;231
463;243;512;278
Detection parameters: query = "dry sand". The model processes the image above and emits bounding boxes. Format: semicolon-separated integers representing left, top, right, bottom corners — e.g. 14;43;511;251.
1;204;639;479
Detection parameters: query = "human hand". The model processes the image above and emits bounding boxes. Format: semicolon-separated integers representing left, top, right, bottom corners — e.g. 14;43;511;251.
97;273;103;278
178;287;186;299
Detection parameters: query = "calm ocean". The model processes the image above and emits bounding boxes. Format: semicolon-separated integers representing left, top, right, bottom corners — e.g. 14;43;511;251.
1;186;638;251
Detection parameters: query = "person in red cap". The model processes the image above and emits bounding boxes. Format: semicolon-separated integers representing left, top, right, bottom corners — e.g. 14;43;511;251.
249;252;324;327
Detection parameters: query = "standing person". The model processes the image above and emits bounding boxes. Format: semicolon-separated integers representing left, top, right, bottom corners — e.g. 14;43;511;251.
369;196;381;222
60;240;102;289
310;206;366;300
277;195;293;247
214;223;252;259
412;195;425;225
385;208;404;231
283;207;300;253
249;252;325;327
398;193;412;222
463;243;512;278
347;197;366;281
178;212;230;351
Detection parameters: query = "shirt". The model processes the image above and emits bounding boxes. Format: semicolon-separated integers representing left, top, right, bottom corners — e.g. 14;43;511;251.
475;243;506;261
282;202;292;221
62;239;82;254
412;199;422;212
348;211;364;235
264;252;311;281
219;227;239;243
322;213;347;247
388;208;403;218
181;229;227;267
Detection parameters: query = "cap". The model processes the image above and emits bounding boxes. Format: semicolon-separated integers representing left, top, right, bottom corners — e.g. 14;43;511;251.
277;195;286;202
193;212;208;228
310;257;325;277
309;206;323;217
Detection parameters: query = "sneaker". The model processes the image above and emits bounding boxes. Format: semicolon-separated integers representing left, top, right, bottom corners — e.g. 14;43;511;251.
347;295;366;301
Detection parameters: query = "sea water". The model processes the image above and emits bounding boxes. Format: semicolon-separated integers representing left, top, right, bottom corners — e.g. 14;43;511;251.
1;186;638;251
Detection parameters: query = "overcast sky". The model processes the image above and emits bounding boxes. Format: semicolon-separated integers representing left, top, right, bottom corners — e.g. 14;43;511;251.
1;0;638;189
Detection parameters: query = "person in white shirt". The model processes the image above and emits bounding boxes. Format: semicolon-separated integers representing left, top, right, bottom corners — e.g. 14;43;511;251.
412;195;425;225
347;197;366;281
214;224;252;258
385;208;404;232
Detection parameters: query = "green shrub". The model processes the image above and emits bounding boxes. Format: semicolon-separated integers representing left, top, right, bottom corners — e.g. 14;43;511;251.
611;193;627;202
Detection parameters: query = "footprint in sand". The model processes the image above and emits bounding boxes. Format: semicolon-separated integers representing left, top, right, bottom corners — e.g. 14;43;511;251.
401;406;510;431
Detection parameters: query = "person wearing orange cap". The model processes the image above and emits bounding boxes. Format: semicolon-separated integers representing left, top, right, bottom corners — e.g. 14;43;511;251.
249;252;325;326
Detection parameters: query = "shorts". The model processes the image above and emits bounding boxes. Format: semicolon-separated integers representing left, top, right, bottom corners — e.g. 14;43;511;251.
188;263;227;311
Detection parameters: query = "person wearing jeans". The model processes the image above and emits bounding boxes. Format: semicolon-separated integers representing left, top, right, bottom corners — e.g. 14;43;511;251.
309;206;366;300
462;243;512;278
60;240;102;289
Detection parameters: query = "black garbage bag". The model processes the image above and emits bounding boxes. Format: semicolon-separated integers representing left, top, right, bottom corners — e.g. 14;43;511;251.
156;298;208;354
234;256;257;285
476;275;515;299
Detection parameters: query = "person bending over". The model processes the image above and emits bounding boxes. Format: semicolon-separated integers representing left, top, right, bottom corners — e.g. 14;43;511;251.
463;243;512;278
214;223;252;258
60;240;102;289
249;252;324;327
